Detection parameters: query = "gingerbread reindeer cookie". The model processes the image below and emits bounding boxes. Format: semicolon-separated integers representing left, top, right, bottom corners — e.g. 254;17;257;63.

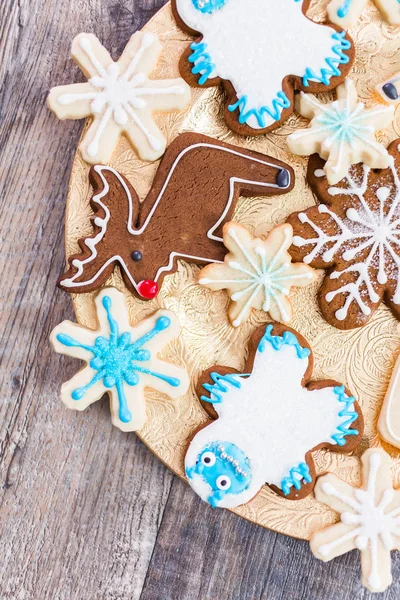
287;140;400;330
59;133;294;299
171;0;354;135
185;323;363;508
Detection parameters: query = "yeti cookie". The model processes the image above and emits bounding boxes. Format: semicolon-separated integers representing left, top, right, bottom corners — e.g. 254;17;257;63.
171;0;354;135
287;79;393;185
50;287;189;432
327;0;400;28
47;31;190;163
58;133;293;299
198;222;316;327
311;448;400;593
185;323;363;508
287;141;400;330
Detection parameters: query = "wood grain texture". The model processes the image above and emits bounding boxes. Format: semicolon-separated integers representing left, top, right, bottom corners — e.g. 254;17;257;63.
0;0;400;598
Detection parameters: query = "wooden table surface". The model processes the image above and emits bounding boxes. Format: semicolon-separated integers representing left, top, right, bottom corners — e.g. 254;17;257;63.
2;1;400;598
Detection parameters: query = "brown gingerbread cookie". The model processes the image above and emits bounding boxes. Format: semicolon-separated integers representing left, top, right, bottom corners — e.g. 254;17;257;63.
171;0;354;136
59;132;293;299
184;322;363;508
287;140;400;330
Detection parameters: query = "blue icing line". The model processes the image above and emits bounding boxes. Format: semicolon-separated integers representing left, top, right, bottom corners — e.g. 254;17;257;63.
228;91;291;128
258;324;311;360
201;372;249;404
57;297;179;424
281;462;312;496
337;0;352;17
331;385;359;445
189;42;216;85
191;0;226;14
303;31;351;87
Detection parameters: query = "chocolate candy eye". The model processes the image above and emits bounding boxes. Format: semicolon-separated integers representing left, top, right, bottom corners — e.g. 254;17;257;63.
216;475;231;490
131;251;142;262
201;451;216;466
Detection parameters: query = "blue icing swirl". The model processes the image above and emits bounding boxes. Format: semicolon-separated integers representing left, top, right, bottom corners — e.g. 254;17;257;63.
201;372;248;404
191;0;227;14
258;324;311;360
186;441;252;507
303;31;351;87
57;297;179;423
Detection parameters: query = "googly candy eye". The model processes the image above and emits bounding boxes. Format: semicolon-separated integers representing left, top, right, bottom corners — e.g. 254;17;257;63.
201;451;216;466
216;475;231;490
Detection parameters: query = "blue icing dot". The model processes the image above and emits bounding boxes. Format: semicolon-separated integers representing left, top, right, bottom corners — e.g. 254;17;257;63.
186;441;252;507
191;0;227;14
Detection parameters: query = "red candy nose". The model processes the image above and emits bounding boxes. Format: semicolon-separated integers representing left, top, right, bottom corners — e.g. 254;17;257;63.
137;280;159;300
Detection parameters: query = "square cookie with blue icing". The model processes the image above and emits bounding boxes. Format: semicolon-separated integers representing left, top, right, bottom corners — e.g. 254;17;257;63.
171;0;354;135
185;323;363;508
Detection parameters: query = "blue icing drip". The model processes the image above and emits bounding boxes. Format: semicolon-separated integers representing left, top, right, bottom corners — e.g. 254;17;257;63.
331;385;359;445
228;91;291;128
57;298;177;424
258;324;311;360
191;0;226;14
186;441;252;507
337;0;352;17
281;462;312;496
303;31;351;87
189;42;216;85
201;372;249;404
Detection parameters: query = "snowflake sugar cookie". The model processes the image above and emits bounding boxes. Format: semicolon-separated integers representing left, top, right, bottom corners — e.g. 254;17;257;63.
327;0;400;28
287;141;400;330
198;222;316;327
172;0;353;135
311;448;400;593
47;32;190;164
287;79;393;185
50;287;189;432
185;323;363;507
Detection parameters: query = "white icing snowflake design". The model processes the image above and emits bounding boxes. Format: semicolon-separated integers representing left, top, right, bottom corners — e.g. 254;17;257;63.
311;448;400;593
289;146;400;329
199;222;315;327
48;32;190;163
288;79;393;185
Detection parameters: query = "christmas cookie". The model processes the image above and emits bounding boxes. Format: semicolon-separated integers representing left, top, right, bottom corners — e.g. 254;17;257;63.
377;71;400;104
327;0;400;28
50;287;190;432
287;79;393;185
171;0;354;135
378;354;400;449
47;32;191;164
58;133;294;299
198;222;316;327
287;141;400;330
185;323;363;508
311;448;400;593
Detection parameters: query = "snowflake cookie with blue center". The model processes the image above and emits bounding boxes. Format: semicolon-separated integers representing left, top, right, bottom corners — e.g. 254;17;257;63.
171;0;353;134
185;323;363;508
47;31;190;164
311;448;400;593
327;0;400;29
50;287;190;432
198;222;316;327
287;78;394;185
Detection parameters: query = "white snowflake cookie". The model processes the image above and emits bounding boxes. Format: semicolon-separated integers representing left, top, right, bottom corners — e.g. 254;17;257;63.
327;0;400;28
50;287;190;432
287;79;394;185
311;448;400;594
198;222;316;327
47;32;191;164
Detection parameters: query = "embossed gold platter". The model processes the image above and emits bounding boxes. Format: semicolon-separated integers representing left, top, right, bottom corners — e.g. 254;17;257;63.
66;0;400;539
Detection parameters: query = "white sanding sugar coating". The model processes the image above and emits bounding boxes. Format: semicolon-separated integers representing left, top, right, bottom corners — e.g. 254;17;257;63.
175;0;346;128
185;327;357;508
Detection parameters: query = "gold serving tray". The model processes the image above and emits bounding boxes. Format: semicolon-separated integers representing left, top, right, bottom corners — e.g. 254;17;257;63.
66;0;400;539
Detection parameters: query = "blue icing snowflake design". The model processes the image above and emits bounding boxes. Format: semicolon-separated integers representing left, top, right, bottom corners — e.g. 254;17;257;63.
186;441;252;507
258;324;311;359
56;295;180;424
192;0;226;14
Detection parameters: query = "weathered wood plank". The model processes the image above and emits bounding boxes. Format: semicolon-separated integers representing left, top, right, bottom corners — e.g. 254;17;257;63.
0;1;171;598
